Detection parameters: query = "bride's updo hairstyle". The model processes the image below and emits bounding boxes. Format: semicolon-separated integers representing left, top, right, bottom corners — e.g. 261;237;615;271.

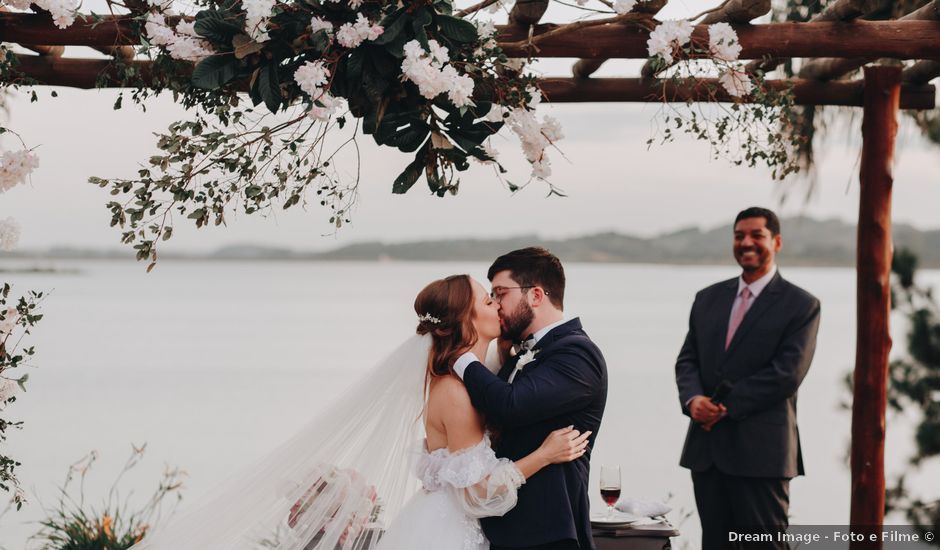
414;274;479;383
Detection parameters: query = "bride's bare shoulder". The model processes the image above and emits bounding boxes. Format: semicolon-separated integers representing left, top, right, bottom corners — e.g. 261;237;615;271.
428;375;474;410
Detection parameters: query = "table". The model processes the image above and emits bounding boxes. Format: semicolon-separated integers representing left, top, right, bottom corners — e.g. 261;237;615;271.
593;521;680;550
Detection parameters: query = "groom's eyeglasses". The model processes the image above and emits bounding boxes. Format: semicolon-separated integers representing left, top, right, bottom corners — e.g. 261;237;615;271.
490;286;537;302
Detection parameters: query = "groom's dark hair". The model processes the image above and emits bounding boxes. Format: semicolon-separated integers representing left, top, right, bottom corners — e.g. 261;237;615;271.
488;247;565;310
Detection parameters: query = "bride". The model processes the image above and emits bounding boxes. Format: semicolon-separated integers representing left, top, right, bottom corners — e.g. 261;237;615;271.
131;274;590;550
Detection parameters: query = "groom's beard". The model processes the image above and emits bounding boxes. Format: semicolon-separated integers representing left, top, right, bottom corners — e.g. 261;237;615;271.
500;300;535;341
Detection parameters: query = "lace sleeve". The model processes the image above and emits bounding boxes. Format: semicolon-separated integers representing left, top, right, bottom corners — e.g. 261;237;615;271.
435;441;526;519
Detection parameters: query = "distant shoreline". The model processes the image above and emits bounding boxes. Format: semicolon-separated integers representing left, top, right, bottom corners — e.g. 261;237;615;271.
3;216;939;268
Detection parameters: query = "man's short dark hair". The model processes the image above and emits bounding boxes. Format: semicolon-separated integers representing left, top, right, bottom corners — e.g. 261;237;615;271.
734;207;781;236
487;247;565;310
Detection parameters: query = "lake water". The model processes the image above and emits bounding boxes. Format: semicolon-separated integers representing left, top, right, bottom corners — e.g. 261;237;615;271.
1;260;937;548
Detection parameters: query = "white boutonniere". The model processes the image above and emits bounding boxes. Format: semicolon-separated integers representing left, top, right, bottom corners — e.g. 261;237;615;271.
508;349;539;384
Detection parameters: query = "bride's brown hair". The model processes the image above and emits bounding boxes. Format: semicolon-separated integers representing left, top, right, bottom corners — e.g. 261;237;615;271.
414;275;479;389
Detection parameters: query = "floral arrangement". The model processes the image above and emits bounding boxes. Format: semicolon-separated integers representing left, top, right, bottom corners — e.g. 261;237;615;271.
0;0;802;263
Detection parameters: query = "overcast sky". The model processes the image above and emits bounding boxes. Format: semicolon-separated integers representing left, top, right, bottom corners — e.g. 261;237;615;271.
2;1;939;253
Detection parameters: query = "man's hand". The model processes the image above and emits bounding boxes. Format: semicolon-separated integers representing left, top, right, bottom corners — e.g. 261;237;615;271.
689;396;726;428
701;408;727;432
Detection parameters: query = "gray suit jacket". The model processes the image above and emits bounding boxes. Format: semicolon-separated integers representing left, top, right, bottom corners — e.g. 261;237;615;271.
676;271;820;478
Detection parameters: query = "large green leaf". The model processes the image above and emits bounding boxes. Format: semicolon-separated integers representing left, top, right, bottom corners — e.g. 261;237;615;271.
411;9;432;50
194;9;244;46
258;63;281;113
435;15;478;44
374;10;410;45
191;54;240;89
392;153;426;194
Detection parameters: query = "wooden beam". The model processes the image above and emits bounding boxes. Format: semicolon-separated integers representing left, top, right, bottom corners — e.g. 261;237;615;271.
902;60;940;85
748;0;893;74
538;76;934;109
699;0;772;24
4;13;940;61
6;54;159;88
798;0;939;82
850;64;900;550
498;20;940;60
9;55;935;110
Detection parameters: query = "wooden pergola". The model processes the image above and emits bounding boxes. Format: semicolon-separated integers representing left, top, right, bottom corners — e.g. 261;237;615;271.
2;0;939;546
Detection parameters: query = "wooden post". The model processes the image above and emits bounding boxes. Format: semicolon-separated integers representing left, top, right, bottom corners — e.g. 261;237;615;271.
850;65;900;550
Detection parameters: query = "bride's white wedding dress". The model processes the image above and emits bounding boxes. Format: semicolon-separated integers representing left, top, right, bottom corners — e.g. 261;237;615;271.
130;335;523;550
377;436;524;550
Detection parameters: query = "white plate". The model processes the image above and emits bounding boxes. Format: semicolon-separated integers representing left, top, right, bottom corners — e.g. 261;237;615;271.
590;510;644;525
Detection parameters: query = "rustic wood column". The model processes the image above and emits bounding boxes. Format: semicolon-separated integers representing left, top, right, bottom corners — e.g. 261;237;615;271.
850;65;900;550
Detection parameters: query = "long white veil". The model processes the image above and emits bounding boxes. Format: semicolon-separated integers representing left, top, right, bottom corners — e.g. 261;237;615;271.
133;334;431;550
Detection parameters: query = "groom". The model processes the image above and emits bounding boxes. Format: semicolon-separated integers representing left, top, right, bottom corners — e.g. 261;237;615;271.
453;247;608;550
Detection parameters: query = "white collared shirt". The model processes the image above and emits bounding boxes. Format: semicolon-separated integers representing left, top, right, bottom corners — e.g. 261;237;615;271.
453;316;568;379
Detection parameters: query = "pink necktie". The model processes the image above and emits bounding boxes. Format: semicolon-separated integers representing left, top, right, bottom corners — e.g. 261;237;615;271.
725;287;752;350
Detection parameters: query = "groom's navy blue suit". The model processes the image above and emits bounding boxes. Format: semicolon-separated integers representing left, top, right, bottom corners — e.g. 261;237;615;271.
461;318;607;550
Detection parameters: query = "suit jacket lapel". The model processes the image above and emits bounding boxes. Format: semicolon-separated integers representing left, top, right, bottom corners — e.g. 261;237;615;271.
498;353;519;382
724;272;786;357
713;279;739;364
510;318;583;381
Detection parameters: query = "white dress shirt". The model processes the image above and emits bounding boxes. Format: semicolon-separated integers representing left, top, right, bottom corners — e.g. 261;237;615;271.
453;316;568;379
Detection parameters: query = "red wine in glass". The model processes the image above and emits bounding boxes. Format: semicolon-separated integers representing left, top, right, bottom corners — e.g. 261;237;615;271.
599;465;621;519
600;487;621;507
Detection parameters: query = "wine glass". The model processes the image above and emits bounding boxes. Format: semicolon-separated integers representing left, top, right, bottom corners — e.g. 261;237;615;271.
599;465;621;519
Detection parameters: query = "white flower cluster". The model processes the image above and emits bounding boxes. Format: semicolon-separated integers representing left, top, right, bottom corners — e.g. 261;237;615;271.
310;16;334;40
646;19;693;64
707;23;752;97
0;149;39;194
487;91;563;180
401;40;475;108
707;22;741;62
612;0;636;15
473;20;497;51
293;61;345;121
145;14;214;61
32;0;80;28
0;218;20;251
647;21;753;98
243;0;277;42
336;14;384;48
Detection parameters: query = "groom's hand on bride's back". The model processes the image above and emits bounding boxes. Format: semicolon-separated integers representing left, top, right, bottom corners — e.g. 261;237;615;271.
537;425;592;465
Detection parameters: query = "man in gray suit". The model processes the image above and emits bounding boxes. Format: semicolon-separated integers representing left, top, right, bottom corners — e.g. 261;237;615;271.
675;207;821;550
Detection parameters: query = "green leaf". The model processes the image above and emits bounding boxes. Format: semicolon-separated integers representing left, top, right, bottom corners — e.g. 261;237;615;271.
191;54;240;89
435;15;478;44
16;373;28;392
393;154;426;194
411;9;432;49
258;62;281;113
374;10;410;46
194;9;244;46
